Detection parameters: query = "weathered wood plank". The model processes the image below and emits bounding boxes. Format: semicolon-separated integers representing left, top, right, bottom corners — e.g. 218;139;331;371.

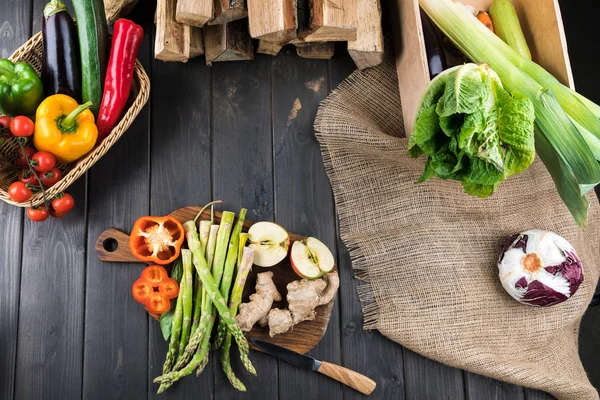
176;0;213;28
296;42;335;59
146;27;213;400
189;26;205;58
303;0;357;42
204;20;254;65
156;0;190;62
211;0;248;25
257;40;283;56
0;2;30;399
466;374;525;400
347;0;383;69
329;51;406;400
211;55;278;398
247;0;296;43
524;389;556;400
81;10;152;400
271;47;342;400
403;349;466;400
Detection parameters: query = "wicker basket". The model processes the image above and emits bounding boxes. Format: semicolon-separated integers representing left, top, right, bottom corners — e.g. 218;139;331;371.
0;32;150;207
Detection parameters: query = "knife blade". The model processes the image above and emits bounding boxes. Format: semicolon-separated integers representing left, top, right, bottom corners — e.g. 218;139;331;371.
251;338;376;396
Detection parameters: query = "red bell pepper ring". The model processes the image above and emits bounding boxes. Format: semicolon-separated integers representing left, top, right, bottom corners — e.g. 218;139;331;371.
96;18;144;143
129;216;185;265
132;265;179;315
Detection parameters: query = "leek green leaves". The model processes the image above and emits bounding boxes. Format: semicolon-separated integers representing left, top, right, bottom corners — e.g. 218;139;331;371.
409;63;535;198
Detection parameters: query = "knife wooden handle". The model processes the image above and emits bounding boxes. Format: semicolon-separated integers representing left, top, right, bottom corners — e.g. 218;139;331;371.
317;361;376;395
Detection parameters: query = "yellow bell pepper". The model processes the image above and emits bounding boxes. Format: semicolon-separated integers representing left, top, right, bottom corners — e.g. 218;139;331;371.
34;94;98;164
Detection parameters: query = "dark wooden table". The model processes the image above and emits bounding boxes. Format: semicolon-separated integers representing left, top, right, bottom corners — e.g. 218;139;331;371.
0;1;598;399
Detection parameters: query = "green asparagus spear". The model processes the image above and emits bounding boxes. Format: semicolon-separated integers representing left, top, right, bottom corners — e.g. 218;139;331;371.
191;220;212;336
175;250;194;365
213;208;247;349
161;271;185;374
212;211;235;286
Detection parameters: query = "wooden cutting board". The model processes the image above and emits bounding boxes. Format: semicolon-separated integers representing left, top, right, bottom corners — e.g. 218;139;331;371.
95;206;336;354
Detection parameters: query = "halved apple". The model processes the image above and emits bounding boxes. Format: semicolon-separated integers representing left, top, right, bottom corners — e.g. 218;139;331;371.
247;221;290;267
290;237;335;279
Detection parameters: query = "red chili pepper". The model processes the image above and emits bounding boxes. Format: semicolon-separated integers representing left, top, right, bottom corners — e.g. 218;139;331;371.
95;19;144;143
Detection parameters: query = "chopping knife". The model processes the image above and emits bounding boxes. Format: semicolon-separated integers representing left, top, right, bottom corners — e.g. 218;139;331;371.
251;338;376;396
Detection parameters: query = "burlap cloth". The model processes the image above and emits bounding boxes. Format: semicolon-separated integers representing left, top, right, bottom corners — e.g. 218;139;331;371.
314;52;600;399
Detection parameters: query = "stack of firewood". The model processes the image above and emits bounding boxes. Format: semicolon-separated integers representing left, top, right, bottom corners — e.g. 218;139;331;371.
147;0;383;69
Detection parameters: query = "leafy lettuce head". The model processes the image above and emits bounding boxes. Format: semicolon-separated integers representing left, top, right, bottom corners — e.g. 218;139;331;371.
408;63;535;198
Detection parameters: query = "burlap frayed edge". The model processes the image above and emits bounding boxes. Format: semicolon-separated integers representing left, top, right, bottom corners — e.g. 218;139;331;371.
315;69;386;331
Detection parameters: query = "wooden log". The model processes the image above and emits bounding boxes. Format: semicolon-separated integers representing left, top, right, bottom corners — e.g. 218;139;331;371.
104;0;139;23
176;0;213;28
189;26;205;58
209;0;248;25
303;0;357;42
204;19;254;65
156;0;190;62
247;0;297;44
288;0;310;45
347;0;383;69
296;42;334;59
257;40;283;56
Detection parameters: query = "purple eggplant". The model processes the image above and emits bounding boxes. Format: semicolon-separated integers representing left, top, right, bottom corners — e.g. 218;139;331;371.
420;9;448;79
42;0;81;102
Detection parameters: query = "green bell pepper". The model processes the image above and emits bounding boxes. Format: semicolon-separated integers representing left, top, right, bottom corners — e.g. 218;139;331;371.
0;59;44;116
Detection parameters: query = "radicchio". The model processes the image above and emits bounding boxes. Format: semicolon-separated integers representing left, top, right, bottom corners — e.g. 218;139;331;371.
497;230;584;307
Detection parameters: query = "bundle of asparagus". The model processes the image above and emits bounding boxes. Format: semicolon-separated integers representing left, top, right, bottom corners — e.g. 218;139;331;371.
154;204;256;392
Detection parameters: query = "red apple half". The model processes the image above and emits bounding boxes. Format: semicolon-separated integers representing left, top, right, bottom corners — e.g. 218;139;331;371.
247;221;290;267
290;237;335;279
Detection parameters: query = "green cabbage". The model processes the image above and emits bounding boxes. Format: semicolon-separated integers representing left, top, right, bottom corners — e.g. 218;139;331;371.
408;63;535;198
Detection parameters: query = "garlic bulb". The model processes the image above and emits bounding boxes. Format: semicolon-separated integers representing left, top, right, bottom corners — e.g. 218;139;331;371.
497;230;583;307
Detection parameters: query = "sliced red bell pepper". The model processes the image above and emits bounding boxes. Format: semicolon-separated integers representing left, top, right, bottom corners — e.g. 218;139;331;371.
129;216;185;265
131;265;180;315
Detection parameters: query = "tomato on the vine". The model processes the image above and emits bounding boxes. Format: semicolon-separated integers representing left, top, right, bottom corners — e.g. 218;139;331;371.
10;116;34;137
31;151;57;173
18;169;38;186
51;193;75;215
27;205;49;222
0;116;12;138
50;209;67;218
8;182;32;202
14;146;35;167
40;168;63;186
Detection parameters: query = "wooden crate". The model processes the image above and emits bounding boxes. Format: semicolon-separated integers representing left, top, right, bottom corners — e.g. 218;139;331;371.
390;0;574;134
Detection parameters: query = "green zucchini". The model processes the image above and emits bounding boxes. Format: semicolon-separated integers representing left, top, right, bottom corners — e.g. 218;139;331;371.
72;0;109;116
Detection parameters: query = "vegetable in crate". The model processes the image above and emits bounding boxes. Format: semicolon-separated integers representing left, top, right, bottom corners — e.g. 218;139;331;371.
132;265;180;314
42;0;82;101
489;0;531;60
498;230;583;307
0;59;44;116
72;0;109;116
33;94;98;163
408;63;535;197
129;216;185;265
96;19;144;143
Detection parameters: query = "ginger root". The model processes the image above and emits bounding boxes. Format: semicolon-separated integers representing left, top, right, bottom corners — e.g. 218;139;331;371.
235;271;281;332
267;271;340;337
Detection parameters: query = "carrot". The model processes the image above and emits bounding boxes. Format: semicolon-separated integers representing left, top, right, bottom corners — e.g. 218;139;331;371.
477;11;494;32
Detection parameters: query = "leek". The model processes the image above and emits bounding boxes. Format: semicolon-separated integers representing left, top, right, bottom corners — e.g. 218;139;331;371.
419;0;600;227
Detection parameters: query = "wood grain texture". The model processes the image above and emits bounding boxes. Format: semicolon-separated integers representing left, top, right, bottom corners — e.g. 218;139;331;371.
317;361;376;395
247;0;297;43
466;374;525;400
296;42;335;59
257;40;283;56
403;348;466;400
204;20;254;65
176;0;213;28
156;0;190;62
271;48;342;400
210;57;276;398
210;0;248;25
147;32;213;399
303;0;357;42
524;389;556;400
189;26;205;58
347;0;383;69
0;2;30;399
81;9;152;400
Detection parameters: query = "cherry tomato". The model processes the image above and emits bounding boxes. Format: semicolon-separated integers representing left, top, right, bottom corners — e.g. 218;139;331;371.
27;205;50;222
14;146;35;167
18;169;39;186
50;209;67;218
10;116;34;137
31;151;57;173
132;278;153;304
41;168;63;186
145;293;171;314
51;193;75;215
158;278;180;299
8;181;32;202
0;116;12;138
140;265;169;284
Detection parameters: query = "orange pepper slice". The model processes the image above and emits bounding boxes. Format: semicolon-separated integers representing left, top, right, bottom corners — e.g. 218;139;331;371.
129;216;185;265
